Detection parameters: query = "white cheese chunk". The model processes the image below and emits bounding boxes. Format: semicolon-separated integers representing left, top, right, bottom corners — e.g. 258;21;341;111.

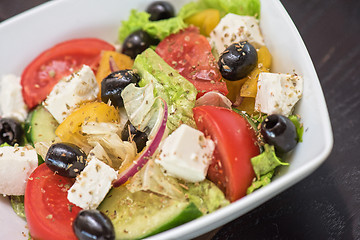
44;65;99;123
0;146;38;195
0;74;28;122
67;156;117;210
255;72;303;116
209;13;264;56
155;124;215;182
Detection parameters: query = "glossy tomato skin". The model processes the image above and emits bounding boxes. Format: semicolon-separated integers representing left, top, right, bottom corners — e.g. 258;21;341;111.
156;27;228;98
21;38;115;109
25;163;82;240
193;105;259;202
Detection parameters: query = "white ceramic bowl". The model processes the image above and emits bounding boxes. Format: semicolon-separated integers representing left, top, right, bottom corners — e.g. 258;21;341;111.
0;0;333;239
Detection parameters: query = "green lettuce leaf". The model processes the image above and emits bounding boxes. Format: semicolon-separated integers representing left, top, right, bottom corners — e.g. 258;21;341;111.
288;114;304;142
179;0;261;19
144;17;187;40
177;2;201;19
247;144;289;194
126;159;186;201
183;180;230;214
251;144;288;179
121;82;166;139
247;171;274;194
133;48;197;133
118;10;150;42
10;195;26;219
118;10;187;42
0;142;11;147
81;122;137;169
119;0;261;42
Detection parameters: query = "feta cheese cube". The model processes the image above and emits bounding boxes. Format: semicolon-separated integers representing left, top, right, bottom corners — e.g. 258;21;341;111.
209;13;264;56
44;65;99;123
255;72;303;116
0;146;38;195
67;156;117;210
0;74;28;122
155;124;215;182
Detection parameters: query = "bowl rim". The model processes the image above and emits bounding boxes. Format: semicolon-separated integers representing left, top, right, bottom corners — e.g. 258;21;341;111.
0;0;333;239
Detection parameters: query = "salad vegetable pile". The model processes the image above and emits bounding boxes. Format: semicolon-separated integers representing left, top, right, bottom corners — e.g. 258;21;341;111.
0;0;305;239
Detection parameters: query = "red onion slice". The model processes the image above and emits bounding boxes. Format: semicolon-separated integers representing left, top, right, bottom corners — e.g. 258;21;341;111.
195;91;232;109
109;56;120;72
113;99;168;187
232;93;243;107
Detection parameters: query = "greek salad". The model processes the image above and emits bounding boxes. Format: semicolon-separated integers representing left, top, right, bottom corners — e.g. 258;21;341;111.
0;0;304;239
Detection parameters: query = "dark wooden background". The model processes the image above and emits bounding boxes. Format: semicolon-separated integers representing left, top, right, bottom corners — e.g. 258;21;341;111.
1;0;359;239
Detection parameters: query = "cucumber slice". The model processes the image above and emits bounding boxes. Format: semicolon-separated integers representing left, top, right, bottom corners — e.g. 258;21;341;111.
25;106;58;145
98;186;202;239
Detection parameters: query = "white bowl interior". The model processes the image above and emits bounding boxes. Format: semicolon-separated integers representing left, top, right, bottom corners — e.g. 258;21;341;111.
0;0;333;239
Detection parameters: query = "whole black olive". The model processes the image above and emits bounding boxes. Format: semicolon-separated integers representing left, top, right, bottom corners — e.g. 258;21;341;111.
73;210;115;240
0;118;23;146
45;142;87;178
101;69;141;108
121;30;159;59
146;1;175;21
121;120;148;153
260;114;298;153
218;41;258;81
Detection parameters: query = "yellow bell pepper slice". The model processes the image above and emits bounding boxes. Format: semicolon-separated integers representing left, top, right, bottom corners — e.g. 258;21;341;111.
225;78;247;103
240;66;269;98
55;102;120;146
240;46;272;98
235;97;256;115
257;46;272;69
96;51;133;98
185;9;220;36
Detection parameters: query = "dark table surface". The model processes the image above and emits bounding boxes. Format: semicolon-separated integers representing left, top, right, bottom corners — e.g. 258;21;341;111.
1;0;359;239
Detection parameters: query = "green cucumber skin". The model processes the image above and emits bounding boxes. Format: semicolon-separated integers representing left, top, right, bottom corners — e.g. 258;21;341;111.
24;110;34;144
143;202;202;238
25;106;58;145
99;186;203;239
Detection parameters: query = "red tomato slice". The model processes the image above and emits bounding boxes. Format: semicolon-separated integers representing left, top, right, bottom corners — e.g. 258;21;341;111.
21;38;115;109
24;163;82;240
193;105;259;202
156;26;228;98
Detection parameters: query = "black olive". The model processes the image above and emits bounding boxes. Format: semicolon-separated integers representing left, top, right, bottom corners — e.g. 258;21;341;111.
0;118;23;146
218;41;258;81
45;142;87;178
261;114;298;153
146;1;175;21
121;120;148;153
101;69;141;108
73;210;115;240
121;30;159;59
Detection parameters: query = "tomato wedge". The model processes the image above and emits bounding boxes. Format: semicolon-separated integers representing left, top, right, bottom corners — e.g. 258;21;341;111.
193;105;259;202
24;163;82;240
21;38;115;109
156;27;228;98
